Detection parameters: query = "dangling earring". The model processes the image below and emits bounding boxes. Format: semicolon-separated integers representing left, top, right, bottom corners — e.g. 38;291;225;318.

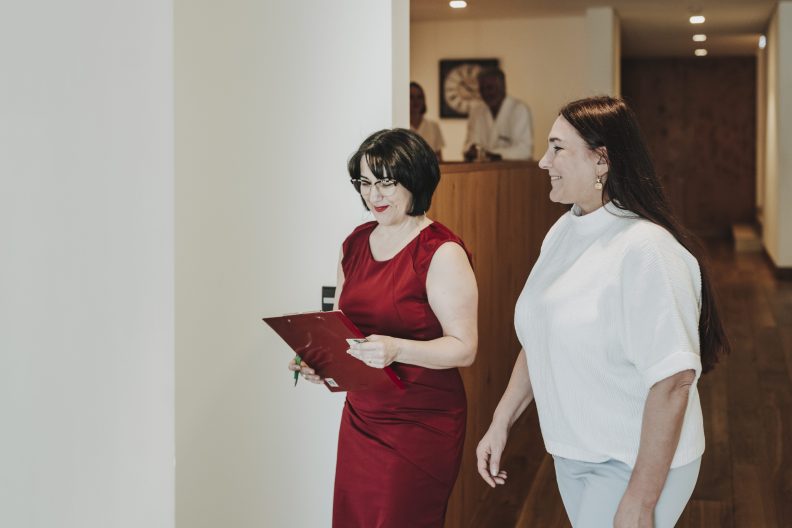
594;154;606;190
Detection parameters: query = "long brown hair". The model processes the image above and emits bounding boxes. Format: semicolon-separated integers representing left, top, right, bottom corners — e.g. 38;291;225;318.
561;96;729;373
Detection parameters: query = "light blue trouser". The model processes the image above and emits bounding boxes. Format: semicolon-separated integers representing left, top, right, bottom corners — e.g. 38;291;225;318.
552;455;702;528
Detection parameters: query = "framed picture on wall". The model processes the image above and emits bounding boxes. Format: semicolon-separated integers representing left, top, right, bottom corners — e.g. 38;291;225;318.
439;58;499;118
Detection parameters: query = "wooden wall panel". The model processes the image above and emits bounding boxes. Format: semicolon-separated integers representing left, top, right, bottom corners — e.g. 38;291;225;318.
429;161;567;528
621;57;756;237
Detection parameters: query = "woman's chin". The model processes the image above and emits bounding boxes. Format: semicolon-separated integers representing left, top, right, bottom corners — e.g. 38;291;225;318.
548;190;567;205
373;211;403;226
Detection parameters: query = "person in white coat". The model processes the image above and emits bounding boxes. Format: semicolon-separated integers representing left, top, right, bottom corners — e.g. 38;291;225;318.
463;68;533;161
476;96;730;528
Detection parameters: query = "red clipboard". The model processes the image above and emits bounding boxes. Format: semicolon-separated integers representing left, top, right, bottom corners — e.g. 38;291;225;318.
263;310;404;392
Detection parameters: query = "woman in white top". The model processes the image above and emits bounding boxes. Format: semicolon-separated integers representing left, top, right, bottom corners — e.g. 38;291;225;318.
410;82;445;160
476;96;729;528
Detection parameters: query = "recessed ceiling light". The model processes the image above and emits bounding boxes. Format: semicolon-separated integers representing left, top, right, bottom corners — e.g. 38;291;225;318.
449;0;467;8
694;49;708;56
690;15;706;24
692;34;707;42
759;35;767;49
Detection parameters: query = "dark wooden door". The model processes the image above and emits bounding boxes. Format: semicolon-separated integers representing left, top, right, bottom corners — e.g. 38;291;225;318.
622;57;757;237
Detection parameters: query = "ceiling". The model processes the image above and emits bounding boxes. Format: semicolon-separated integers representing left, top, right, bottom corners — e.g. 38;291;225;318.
410;0;777;57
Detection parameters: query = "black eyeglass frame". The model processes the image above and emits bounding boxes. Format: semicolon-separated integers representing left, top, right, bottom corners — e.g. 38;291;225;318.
349;177;400;196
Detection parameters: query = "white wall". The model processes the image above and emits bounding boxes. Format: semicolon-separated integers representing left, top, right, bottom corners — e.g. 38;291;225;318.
411;16;589;161
763;2;792;267
175;1;408;527
0;2;174;528
585;7;621;97
777;2;792;266
393;1;411;127
764;7;780;260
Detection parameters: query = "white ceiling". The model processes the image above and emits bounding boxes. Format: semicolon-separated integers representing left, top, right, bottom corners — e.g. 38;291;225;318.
410;0;777;57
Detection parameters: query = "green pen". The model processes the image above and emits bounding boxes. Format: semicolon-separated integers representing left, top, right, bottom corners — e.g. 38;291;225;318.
293;355;301;386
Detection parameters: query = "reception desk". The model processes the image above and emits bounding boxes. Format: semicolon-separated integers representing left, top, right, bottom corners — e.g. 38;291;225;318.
428;161;567;528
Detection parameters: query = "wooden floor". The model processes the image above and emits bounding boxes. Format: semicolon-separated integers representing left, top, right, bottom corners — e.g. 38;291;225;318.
468;241;792;527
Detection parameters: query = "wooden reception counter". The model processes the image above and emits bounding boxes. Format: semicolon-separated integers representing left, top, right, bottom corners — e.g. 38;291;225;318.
428;161;567;528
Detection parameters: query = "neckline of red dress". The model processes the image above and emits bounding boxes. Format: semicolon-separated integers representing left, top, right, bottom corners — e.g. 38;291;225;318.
366;221;437;263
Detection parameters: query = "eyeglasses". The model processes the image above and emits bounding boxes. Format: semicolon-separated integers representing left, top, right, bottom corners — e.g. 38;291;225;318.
350;178;399;197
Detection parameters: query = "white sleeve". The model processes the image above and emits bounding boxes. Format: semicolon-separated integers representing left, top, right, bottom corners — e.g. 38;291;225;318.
491;104;533;160
620;236;703;388
433;121;445;150
464;104;484;152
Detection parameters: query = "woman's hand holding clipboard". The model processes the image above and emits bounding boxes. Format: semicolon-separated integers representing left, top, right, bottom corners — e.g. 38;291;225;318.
265;311;403;392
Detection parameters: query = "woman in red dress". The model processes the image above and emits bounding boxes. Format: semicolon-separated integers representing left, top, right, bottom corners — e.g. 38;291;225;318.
290;128;478;527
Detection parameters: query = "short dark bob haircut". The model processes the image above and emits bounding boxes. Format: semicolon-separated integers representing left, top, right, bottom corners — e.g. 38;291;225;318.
347;128;440;216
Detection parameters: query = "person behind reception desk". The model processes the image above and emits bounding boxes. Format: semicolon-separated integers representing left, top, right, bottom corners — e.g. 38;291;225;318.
463;67;533;161
476;96;730;527
410;81;445;160
288;128;478;527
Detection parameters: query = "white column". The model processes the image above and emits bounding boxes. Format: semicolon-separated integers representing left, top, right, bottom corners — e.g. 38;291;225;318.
175;1;408;526
585;7;622;96
763;2;792;266
776;2;792;265
392;0;411;127
0;2;175;528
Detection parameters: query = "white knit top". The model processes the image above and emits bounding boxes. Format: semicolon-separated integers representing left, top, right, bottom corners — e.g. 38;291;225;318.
515;202;705;469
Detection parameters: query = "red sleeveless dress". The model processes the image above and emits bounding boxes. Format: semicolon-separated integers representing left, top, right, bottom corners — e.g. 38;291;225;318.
333;221;470;528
